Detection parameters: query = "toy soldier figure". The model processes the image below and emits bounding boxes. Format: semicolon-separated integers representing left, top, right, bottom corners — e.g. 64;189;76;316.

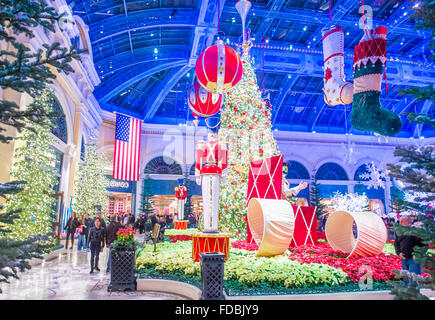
195;117;228;233
174;178;187;220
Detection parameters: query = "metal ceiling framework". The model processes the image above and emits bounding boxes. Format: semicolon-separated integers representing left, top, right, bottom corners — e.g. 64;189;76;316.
68;0;434;137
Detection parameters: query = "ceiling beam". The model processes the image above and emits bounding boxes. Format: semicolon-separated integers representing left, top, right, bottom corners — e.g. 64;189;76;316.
224;5;429;38
94;59;188;104
142;64;192;121
254;0;286;40
271;75;297;126
413;100;433;138
305;0;361;48
90;8;197;44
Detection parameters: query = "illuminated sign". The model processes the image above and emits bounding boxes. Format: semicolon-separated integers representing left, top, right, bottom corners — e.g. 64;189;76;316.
105;175;136;193
107;180;130;189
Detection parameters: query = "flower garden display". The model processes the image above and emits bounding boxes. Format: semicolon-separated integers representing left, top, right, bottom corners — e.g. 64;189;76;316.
325;211;387;258
247;198;295;257
195;40;243;94
108;228;137;292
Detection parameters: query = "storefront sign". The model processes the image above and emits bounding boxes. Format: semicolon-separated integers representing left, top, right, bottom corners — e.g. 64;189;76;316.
106;175;136;193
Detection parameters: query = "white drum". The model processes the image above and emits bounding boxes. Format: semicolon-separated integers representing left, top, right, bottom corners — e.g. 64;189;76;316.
247;198;295;257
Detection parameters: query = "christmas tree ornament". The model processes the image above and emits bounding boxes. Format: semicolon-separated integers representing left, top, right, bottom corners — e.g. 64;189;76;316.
359;161;386;190
195;40;243;94
351;26;402;136
188;81;223;117
321;25;353;105
236;0;251;42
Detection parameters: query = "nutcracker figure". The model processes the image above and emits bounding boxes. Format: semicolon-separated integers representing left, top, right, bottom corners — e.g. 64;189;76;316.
195;117;228;233
175;178;187;220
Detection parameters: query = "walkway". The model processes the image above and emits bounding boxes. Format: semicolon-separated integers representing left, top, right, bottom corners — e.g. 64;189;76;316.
0;239;187;300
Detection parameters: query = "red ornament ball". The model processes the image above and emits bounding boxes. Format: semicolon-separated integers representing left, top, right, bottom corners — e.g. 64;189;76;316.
188;82;222;117
195;40;243;94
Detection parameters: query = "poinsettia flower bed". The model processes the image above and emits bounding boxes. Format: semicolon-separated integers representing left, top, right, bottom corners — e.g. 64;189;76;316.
231;240;402;283
288;243;402;283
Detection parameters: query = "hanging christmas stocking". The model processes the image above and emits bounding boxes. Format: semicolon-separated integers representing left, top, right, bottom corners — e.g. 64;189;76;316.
321;25;353;106
351;26;402;136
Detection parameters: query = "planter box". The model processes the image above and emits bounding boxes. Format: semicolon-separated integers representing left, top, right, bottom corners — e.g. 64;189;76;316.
108;246;136;292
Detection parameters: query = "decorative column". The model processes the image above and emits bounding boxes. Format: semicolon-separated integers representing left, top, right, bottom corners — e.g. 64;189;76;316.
384;179;392;214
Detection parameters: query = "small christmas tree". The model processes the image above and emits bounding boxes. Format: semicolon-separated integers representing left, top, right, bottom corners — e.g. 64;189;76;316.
218;41;282;239
4;89;58;240
141;174;154;216
72;138;109;217
309;173;328;230
182;169;193;221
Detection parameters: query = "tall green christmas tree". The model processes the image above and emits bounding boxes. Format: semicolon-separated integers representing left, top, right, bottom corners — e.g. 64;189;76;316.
5;89;58;240
72;139;109;216
141;174;155;216
218;41;282;239
388;0;435;299
0;0;82;289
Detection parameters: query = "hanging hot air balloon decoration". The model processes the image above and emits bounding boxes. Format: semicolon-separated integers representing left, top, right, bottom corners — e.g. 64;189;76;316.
195;39;243;94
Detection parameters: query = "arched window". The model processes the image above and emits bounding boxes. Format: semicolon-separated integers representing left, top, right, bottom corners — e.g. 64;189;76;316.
315;162;348;180
283;161;310;180
144;156;183;175
50;96;68;144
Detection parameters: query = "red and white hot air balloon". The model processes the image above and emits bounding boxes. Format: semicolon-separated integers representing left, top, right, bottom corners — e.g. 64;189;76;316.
195;40;243;94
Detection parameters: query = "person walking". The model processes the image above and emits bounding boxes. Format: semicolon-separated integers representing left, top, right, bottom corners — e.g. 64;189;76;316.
105;215;120;273
64;212;79;249
77;215;87;251
87;219;106;274
84;213;93;251
394;216;424;286
93;212;107;230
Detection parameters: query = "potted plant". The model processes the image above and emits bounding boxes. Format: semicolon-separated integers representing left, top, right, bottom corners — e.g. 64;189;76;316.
108;228;138;291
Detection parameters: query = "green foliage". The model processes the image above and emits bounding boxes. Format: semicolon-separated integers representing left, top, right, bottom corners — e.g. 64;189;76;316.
0;0;82;290
398;1;435;100
141;174;154;216
0;0;85;143
4;90;58;240
72;139;109;216
182;170;193;220
387;114;435;299
309;173;327;219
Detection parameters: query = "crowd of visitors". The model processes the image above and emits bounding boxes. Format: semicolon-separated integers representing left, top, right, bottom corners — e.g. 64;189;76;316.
63;210;197;273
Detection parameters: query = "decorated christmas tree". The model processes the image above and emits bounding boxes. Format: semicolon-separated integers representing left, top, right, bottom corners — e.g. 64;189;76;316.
0;0;82;289
72;138;109;216
141;174;155;216
4;89;58;240
218;41;282;239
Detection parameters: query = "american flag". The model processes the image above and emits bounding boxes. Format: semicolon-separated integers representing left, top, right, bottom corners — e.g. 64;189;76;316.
113;113;142;181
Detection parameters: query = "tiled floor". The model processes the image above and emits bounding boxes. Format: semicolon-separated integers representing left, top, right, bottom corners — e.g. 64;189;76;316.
0;242;187;300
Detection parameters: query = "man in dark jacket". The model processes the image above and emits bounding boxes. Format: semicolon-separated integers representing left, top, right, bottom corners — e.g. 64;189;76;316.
64;212;79;249
394;216;424;285
83;213;93;249
93;212;107;230
88;219;106;273
105;216;120;273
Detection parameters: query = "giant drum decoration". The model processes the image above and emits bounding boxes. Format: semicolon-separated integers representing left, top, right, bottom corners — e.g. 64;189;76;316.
247;198;295;257
325;211;387;258
188;82;223;117
195;40;243;94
